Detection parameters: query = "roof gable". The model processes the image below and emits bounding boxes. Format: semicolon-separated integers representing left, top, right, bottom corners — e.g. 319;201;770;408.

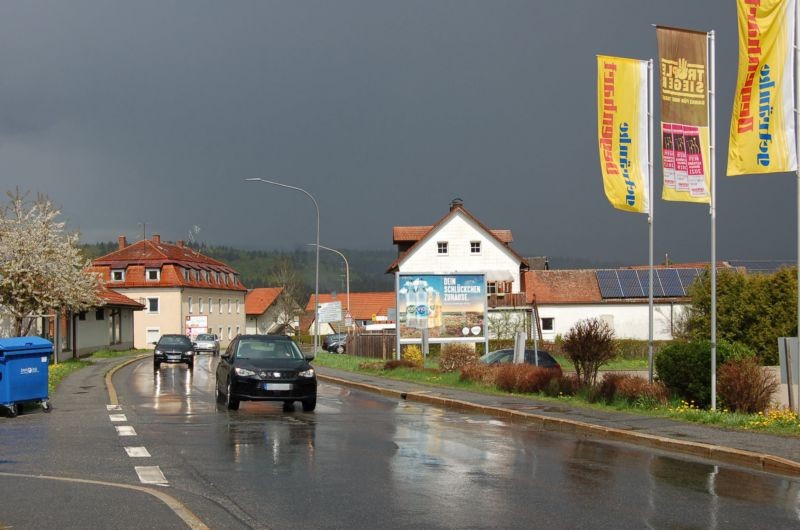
524;270;602;304
304;292;396;320
245;288;284;315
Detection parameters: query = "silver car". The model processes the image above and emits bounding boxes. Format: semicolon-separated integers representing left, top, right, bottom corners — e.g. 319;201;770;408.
193;333;220;355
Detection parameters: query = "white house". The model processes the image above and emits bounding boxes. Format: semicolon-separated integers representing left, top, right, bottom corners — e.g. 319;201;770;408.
245;287;300;335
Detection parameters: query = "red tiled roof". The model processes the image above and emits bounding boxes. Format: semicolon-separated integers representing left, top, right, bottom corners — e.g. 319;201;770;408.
304;292;396;321
98;288;145;309
90;237;246;292
245;288;283;315
523;270;602;304
388;205;524;273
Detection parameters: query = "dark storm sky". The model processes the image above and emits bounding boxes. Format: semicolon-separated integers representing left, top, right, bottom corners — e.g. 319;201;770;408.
0;1;793;264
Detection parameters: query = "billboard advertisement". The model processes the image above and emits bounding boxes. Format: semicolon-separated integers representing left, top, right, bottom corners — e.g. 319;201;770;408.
185;315;208;338
397;274;486;342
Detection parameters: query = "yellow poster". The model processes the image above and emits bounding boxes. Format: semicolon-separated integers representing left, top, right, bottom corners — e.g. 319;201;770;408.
657;26;711;203
597;55;650;214
727;0;797;176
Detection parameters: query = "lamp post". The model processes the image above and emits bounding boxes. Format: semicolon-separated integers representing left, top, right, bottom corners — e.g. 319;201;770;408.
307;243;349;325
246;178;320;354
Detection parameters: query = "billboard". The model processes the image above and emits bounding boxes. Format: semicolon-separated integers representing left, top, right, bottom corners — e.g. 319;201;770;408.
185;315;207;338
397;274;487;342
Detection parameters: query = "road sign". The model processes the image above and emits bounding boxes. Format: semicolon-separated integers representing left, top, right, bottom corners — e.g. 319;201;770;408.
318;301;342;323
345;312;352;327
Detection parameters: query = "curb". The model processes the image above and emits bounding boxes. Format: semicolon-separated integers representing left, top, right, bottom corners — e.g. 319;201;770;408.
318;373;800;478
105;354;150;405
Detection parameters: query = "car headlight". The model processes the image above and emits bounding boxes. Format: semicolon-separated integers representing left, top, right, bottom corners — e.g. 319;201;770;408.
234;367;256;376
154;349;164;355
298;368;315;378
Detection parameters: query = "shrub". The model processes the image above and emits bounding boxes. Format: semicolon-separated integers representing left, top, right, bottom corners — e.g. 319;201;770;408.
562;318;615;386
655;339;755;407
543;373;582;397
495;364;561;394
384;359;419;370
439;343;480;372
402;345;423;367
594;373;630;403
459;363;497;385
615;377;669;407
718;357;779;413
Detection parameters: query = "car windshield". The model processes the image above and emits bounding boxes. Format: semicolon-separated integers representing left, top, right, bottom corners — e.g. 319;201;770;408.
196;334;215;341
236;340;304;360
480;350;511;363
159;336;192;346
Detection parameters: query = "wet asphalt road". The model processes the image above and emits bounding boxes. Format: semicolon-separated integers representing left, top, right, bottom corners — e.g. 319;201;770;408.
106;354;800;529
2;354;800;529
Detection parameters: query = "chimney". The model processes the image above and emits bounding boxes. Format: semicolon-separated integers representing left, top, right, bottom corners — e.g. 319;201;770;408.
450;198;464;211
118;235;127;250
152;234;161;244
177;240;185;247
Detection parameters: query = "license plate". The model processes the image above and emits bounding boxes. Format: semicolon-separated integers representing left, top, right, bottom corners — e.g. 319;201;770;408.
168;355;180;360
264;383;291;391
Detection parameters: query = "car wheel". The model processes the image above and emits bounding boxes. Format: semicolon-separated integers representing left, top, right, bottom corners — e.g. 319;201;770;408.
187;361;194;370
336;345;345;354
302;397;316;412
153;361;160;371
225;380;239;411
215;382;223;402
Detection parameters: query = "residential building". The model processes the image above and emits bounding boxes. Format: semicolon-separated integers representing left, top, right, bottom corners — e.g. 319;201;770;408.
303;292;396;334
90;234;247;348
245;287;301;335
68;287;145;356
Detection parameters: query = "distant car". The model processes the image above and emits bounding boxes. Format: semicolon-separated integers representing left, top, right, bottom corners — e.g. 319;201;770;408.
153;334;195;370
194;333;220;355
215;334;317;412
322;333;348;354
479;349;560;369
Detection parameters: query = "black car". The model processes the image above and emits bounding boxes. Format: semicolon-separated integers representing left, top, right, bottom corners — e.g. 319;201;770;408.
153;334;195;370
215;335;317;412
479;349;560;369
322;333;347;353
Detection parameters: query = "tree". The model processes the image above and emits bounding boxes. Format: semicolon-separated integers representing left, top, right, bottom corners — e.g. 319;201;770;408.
562;318;615;386
487;310;528;340
271;257;303;333
0;190;99;336
685;267;797;364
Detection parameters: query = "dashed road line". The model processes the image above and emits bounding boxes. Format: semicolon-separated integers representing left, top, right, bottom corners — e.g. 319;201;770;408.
109;414;127;422
115;425;137;436
135;466;168;485
124;447;151;458
106;404;122;411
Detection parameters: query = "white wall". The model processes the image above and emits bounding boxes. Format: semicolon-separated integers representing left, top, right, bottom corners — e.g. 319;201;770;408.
398;212;522;292
536;302;688;341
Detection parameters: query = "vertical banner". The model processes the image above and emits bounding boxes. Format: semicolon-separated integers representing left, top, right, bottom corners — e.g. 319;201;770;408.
727;0;797;176
597;55;651;214
656;26;711;203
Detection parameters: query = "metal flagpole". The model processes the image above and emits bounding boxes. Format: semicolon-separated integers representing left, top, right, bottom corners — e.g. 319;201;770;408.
648;58;655;384
795;0;800;413
709;30;718;411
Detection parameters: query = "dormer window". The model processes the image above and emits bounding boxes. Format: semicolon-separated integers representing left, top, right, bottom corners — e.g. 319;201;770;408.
437;242;448;255
146;268;160;281
183;268;189;281
111;269;125;282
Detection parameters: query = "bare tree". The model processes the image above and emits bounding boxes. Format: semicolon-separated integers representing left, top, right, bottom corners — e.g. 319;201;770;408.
0;190;100;336
272;257;302;333
487;310;527;340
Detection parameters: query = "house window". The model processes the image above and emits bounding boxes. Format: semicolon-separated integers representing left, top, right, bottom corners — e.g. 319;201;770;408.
199;298;204;313
541;318;554;332
236;325;240;336
236;300;241;314
215;272;220;283
208;298;213;313
188;297;193;314
218;298;223;314
111;269;125;282
487;282;497;295
146;328;160;344
437;242;448;255
78;311;87;321
225;274;230;285
146;268;160;281
183;268;189;281
147;297;159;313
95;309;104;320
471;241;481;254
204;271;210;283
227;326;232;340
228;299;231;313
218;326;223;337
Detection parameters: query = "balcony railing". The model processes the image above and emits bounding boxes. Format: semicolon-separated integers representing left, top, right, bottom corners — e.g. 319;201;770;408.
487;293;528;308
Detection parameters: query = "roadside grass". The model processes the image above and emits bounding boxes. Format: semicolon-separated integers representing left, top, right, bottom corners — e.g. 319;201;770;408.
314;352;800;436
89;348;149;359
551;354;648;371
49;359;92;393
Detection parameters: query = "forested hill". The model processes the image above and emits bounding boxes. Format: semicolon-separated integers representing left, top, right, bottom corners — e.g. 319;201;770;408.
81;242;396;298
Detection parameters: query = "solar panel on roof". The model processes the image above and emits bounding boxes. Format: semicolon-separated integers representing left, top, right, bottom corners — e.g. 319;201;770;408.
728;260;794;274
636;270;664;297
617;269;644;298
658;269;684;297
596;270;623;298
678;268;702;293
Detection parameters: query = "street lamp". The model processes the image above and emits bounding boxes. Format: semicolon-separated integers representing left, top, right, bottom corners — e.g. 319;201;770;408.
307;243;349;324
246;178;320;354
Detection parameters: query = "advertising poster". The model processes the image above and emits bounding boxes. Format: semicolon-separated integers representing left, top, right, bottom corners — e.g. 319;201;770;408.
656;26;711;203
397;274;486;342
596;55;650;214
185;315;208;338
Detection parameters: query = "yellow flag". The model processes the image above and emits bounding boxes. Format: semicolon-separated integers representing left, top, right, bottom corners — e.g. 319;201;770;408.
597;55;650;214
727;0;797;176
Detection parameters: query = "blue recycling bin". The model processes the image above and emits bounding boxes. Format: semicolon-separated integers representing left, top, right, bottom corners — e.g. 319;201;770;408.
0;337;52;416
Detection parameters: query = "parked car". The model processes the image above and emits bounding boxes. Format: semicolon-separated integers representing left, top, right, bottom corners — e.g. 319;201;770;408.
153;334;195;370
479;349;560;369
193;333;220;355
322;333;348;354
215;334;317;412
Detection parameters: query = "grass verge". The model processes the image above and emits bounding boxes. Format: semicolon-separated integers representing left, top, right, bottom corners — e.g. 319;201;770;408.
313;352;800;437
49;359;92;393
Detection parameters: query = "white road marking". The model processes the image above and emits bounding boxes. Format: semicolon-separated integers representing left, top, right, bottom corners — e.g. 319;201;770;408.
115;426;137;436
106;404;122;411
109;414;127;422
124;447;151;458
135;466;168;485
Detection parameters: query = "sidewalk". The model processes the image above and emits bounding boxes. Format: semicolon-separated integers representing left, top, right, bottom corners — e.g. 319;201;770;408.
315;366;800;477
